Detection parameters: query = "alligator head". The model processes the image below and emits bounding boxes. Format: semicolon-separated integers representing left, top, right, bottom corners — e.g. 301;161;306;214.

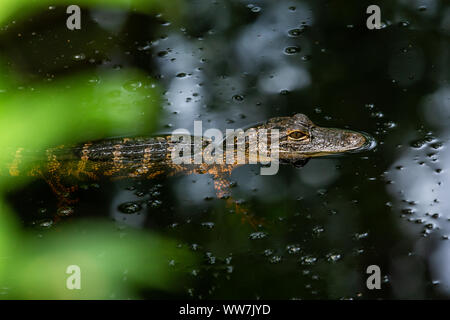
259;113;372;166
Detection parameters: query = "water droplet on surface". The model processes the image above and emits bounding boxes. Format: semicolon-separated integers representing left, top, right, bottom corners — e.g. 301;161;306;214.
37;219;53;229
286;244;301;254
312;225;324;235
326;253;342;263
288;28;304;37
201;222;215;229
87;76;99;84
73;53;86;61
57;206;74;217
300;255;317;265
399;21;410;27
157;50;168;57
123;80;142;91
301;55;311;61
269;255;282;263
148;200;162;208
353;232;369;240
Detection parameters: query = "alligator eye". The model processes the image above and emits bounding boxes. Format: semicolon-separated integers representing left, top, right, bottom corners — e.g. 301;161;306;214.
288;130;308;141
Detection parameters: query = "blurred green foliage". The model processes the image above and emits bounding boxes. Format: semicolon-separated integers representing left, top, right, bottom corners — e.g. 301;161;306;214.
4;218;193;299
0;66;196;298
0;0;183;26
0;69;160;188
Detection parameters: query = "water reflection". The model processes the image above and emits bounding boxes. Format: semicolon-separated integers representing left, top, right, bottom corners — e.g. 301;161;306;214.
386;84;450;296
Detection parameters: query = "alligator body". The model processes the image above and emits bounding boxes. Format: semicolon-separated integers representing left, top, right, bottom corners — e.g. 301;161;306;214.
4;113;371;206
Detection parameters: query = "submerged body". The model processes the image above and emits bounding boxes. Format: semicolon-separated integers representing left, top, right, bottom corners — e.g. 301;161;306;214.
4;114;371;201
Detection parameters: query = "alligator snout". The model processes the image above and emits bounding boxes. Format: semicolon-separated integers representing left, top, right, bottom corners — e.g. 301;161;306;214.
342;131;367;151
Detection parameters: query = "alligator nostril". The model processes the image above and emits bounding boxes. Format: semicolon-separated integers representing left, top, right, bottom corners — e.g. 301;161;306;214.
344;132;366;149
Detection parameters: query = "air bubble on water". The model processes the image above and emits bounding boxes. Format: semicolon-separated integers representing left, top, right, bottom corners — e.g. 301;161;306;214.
137;43;152;51
383;121;397;129
284;46;301;55
57;206;74;217
87;76;99;84
300;255;317;265
409;135;435;148
312;226;324;235
287;28;305;37
326;253;342;263
157;50;168;57
353;232;369;240
205;252;216;264
232;94;244;102
118;202;142;214
37;219;53;229
371;111;384;118
399;21;410;27
301;55;311;61
269;255;282;263
431;142;443;149
73;53;86;61
149;200;162;208
286;244;301;254
424;223;434;230
123;80;142;91
201;222;215;229
247;4;261;13
249;231;267;240
135;191;145;197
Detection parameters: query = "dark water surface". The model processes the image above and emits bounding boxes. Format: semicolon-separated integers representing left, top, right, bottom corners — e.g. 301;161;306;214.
3;0;450;299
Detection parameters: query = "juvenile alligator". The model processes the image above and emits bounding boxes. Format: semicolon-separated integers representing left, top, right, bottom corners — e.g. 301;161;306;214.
4;113;371;208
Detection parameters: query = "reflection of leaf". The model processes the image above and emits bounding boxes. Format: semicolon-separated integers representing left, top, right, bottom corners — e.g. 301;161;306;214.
0;0;183;26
